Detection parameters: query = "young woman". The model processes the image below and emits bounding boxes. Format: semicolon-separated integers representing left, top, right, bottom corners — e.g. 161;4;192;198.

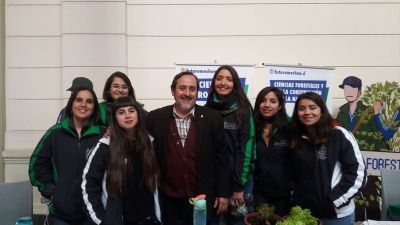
29;87;104;225
82;97;161;225
252;87;292;216
205;65;255;224
290;92;366;225
100;71;147;126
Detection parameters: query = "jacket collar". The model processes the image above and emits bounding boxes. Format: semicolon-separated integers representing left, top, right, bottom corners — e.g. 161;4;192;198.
61;117;100;137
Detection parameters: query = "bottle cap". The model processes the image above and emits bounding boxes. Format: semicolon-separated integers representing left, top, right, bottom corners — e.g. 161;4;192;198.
196;194;206;200
189;194;206;205
196;199;206;207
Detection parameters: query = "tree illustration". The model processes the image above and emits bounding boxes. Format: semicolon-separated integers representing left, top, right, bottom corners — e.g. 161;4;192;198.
361;81;400;152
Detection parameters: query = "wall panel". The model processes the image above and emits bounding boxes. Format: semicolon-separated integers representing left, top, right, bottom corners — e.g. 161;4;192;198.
127;4;400;36
5;131;45;151
63;2;125;34
6;100;61;131
127;35;400;67
7;5;61;36
7;0;61;4
128;68;176;99
7;68;62;99
128;0;400;4
7;37;62;67
63;34;126;67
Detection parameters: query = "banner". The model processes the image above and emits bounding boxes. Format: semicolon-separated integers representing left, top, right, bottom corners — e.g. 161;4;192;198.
362;151;400;176
264;64;334;116
176;64;255;105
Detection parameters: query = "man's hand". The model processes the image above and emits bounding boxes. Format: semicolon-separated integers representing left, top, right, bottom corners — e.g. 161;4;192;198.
373;101;383;115
213;197;228;214
232;191;244;206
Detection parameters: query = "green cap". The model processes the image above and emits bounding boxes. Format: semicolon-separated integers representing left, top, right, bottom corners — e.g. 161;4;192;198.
67;77;93;92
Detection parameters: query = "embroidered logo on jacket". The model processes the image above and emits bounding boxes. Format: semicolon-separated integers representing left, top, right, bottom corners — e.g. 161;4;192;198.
316;145;327;160
224;121;237;130
273;140;288;147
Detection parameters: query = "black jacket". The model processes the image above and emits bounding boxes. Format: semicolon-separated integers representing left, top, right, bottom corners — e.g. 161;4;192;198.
81;138;161;225
218;108;256;193
146;105;230;221
253;126;291;199
290;126;367;219
29;118;104;221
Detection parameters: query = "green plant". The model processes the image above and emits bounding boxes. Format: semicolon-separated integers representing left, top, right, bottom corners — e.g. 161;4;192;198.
276;206;318;225
361;81;400;152
256;203;276;221
354;177;382;210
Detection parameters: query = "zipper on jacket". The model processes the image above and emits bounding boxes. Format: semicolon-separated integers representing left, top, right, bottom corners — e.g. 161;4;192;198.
314;146;319;174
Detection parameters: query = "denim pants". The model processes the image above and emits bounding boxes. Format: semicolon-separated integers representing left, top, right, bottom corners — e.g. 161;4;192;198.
46;214;93;225
320;212;355;225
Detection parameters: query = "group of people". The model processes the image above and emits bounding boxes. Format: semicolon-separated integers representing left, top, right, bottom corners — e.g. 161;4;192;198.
28;67;367;225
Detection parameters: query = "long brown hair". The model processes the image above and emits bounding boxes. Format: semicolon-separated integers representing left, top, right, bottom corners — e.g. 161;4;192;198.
290;92;333;148
206;65;253;127
106;97;159;198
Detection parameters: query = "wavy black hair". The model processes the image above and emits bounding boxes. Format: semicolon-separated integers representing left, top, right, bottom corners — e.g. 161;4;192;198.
106;97;159;198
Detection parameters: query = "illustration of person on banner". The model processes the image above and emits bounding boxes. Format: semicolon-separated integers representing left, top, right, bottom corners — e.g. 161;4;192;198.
336;76;383;221
336;75;386;151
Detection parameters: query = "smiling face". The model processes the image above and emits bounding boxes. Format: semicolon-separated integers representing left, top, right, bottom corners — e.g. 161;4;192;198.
297;98;321;126
214;69;234;96
72;90;94;123
115;106;138;132
109;77;129;101
259;91;281;119
343;85;361;103
171;75;198;116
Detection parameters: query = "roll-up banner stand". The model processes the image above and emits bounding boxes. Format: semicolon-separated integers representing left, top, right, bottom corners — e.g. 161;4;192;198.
176;63;255;105
264;64;335;116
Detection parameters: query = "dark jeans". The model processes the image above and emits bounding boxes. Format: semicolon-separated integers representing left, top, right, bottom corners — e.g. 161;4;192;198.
46;214;93;225
163;195;194;225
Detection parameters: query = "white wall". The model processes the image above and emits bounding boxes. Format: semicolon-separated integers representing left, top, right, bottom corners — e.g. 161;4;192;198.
1;0;5;182
3;0;400;213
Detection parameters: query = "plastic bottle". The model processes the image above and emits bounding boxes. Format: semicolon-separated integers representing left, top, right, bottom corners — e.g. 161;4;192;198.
15;217;32;225
244;193;255;213
190;194;207;225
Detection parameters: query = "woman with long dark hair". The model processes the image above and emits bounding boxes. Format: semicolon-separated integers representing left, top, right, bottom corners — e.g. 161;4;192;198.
290;92;366;225
82;97;160;225
205;65;255;224
252;87;292;216
100;71;147;126
29;87;104;225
